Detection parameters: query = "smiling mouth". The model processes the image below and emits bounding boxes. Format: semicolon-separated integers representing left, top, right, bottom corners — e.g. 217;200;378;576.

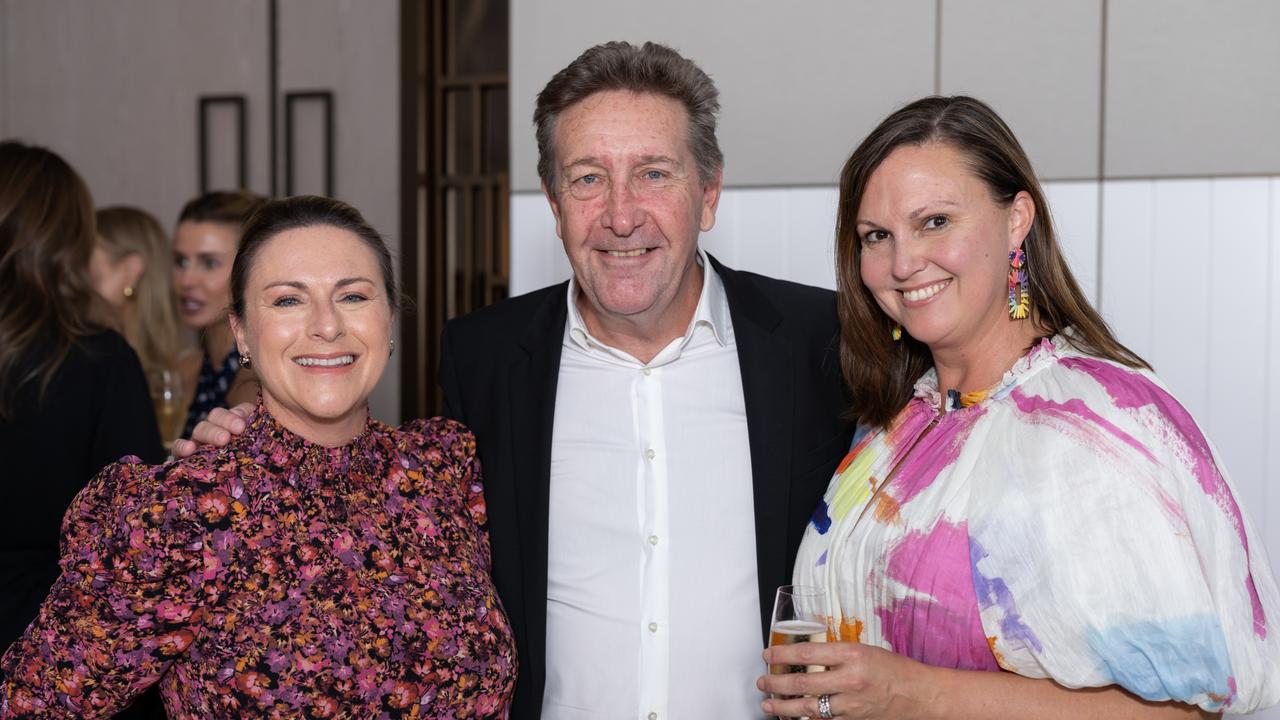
294;355;355;367
605;248;650;257
901;279;951;303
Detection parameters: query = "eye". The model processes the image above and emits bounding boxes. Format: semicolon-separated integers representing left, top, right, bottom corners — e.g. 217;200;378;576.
924;215;949;230
200;257;221;271
340;292;369;303
575;173;600;186
642;169;664;181
271;295;301;307
861;229;890;245
173;255;187;269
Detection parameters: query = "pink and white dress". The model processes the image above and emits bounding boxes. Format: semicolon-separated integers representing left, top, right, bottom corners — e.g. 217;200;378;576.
793;334;1280;713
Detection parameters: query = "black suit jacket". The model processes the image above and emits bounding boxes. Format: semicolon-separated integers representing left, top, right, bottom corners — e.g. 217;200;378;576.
439;256;854;718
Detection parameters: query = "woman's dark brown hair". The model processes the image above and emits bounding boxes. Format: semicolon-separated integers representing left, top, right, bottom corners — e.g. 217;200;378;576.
0;140;111;419
230;195;400;321
836;96;1148;428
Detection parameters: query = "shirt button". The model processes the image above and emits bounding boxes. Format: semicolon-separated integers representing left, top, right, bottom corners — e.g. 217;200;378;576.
648;714;658;720
645;448;656;460
648;534;659;546
648;622;658;633
642;367;651;376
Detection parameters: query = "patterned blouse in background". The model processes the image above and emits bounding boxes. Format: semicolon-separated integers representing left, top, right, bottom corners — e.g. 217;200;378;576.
794;334;1280;714
0;404;516;719
181;347;241;439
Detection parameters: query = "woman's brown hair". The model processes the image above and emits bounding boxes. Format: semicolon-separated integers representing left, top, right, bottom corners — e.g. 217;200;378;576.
0;140;111;419
836;96;1148;428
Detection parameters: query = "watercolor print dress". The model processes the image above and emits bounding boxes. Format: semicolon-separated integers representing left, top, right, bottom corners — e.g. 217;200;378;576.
0;407;515;719
793;335;1280;714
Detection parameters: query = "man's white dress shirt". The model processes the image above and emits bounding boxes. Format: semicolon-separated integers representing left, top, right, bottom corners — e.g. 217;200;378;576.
541;251;768;720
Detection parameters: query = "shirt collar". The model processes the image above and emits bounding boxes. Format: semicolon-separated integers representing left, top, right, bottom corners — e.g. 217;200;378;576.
565;248;731;361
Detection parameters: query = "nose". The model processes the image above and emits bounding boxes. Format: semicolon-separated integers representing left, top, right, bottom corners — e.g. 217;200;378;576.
173;265;194;290
308;299;346;342
890;238;927;281
600;179;646;236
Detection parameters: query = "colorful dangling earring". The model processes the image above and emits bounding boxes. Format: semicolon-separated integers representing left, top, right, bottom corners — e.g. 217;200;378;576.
891;324;903;341
1008;248;1030;320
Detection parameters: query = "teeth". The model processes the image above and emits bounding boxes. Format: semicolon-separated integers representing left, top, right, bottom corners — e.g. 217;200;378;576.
903;280;949;303
295;355;355;367
608;248;649;257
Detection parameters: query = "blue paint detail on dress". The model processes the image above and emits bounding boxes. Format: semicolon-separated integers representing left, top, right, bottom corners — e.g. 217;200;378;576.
1085;616;1233;708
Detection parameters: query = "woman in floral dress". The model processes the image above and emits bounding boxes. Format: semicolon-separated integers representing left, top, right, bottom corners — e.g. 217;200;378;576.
2;196;515;718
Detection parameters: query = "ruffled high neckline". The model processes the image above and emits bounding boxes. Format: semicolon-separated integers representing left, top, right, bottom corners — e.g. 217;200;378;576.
237;399;384;490
912;334;1066;413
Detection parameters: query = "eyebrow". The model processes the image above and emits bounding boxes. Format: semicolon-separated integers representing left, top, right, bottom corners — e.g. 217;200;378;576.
856;201;960;228
562;154;681;171
262;277;377;290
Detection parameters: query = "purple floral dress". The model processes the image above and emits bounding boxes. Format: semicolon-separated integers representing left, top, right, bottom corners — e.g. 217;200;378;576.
1;405;516;719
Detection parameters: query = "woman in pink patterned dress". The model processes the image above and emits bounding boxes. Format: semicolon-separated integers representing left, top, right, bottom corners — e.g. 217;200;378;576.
1;196;516;718
758;96;1280;718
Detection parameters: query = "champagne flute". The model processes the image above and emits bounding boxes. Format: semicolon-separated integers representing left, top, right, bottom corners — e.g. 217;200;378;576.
768;584;829;711
149;367;187;453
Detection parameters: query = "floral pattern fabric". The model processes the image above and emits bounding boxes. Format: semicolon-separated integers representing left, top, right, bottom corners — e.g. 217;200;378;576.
1;404;516;719
794;335;1280;714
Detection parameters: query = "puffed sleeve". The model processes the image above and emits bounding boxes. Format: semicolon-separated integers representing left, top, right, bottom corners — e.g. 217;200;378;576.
967;357;1280;714
0;457;210;718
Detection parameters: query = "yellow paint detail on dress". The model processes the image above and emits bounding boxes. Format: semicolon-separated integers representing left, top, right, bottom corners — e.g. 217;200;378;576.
830;443;880;519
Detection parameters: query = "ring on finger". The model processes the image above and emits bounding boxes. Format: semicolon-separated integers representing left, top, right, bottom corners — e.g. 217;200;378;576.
817;693;833;719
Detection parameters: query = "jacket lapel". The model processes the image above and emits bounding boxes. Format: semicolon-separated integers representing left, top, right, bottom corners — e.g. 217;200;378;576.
507;283;567;703
711;256;796;641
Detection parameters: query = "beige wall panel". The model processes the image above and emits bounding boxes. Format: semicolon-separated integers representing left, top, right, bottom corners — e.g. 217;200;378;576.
277;0;400;422
510;0;937;191
1;0;270;226
940;0;1102;180
1106;0;1280;177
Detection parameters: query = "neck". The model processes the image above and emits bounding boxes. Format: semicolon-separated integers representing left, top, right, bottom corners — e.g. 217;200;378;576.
576;262;704;364
263;394;370;447
202;322;235;362
118;303;140;351
931;317;1044;400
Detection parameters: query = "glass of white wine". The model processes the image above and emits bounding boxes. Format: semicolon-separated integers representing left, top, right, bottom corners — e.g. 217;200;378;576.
768;583;829;713
149;367;187;454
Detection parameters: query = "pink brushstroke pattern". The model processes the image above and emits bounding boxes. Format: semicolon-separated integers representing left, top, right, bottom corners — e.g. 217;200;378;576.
1058;357;1265;639
875;520;1000;670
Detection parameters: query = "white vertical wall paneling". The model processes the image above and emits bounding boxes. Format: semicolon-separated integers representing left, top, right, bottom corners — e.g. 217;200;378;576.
699;188;740;268
510;191;571;295
1042;180;1101;306
1267;179;1280;590
1099;181;1156;359
784;187;840;291
1149;180;1212;423
1207;179;1270;530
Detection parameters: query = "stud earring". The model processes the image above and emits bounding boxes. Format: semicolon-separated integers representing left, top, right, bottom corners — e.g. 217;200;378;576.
388;339;396;357
1008;248;1030;320
238;351;252;369
122;286;135;299
891;324;903;341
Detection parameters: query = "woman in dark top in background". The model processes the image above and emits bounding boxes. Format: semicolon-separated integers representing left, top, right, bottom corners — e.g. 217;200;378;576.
0;141;165;717
171;191;264;436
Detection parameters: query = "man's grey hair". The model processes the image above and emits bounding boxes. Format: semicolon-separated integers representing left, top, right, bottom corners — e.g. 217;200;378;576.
534;41;725;194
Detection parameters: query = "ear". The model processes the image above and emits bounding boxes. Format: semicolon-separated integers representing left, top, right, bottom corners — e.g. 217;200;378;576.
121;252;145;290
1007;190;1035;252
228;313;249;357
543;180;565;239
699;168;724;233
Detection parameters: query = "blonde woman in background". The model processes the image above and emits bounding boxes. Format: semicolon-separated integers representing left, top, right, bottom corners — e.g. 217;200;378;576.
93;207;192;449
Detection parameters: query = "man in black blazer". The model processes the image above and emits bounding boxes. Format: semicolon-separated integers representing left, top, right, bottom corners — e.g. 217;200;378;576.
441;42;854;719
184;40;853;720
